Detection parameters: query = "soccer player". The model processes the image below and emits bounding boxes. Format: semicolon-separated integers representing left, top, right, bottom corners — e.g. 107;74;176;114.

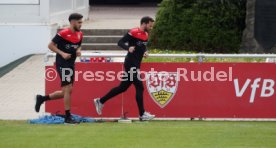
35;13;83;124
94;16;156;121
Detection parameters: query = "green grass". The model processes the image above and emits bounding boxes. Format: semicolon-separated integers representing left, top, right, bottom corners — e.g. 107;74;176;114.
144;49;266;63
1;120;276;148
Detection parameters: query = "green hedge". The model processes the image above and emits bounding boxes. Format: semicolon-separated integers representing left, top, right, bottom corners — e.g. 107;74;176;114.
149;0;246;53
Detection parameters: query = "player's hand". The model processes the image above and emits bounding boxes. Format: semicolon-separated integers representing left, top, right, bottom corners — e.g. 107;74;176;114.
61;52;71;60
144;51;149;58
76;50;81;57
128;46;135;53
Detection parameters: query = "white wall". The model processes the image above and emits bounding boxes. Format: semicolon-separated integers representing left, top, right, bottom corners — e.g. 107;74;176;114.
0;0;89;25
0;0;49;24
49;0;89;26
0;0;89;67
0;0;39;4
0;25;51;67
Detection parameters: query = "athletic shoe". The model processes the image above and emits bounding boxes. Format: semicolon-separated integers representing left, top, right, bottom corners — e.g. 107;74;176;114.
64;117;80;125
94;98;104;115
35;95;44;112
139;112;155;121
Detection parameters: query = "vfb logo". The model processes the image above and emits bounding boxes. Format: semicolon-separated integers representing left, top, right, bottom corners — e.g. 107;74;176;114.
146;72;178;108
234;78;275;103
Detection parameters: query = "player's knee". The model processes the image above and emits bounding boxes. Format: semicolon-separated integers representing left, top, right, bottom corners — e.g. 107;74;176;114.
61;91;65;96
62;84;73;94
115;83;129;92
141;85;144;91
68;86;73;94
119;86;128;92
68;89;73;94
136;85;144;92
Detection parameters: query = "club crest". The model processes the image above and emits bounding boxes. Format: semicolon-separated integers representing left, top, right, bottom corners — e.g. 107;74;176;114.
146;72;178;108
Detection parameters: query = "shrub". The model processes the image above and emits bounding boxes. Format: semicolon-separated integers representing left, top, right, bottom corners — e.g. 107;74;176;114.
150;0;247;53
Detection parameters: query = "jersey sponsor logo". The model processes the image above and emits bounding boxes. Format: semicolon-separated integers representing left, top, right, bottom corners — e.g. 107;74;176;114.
65;44;79;49
65;44;71;49
137;41;148;46
146;72;178;108
72;44;79;49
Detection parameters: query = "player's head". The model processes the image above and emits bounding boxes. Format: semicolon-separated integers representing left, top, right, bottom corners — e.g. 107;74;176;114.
69;13;83;32
140;16;155;32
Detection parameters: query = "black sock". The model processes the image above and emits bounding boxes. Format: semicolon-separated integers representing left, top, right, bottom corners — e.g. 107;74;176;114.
43;95;50;101
65;110;71;119
99;98;104;104
140;111;145;117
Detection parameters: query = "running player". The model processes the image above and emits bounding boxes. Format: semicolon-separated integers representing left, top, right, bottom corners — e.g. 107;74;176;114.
35;13;83;124
94;16;155;121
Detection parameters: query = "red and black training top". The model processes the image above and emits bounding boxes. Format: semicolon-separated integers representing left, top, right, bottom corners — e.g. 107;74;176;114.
52;28;83;66
118;27;149;69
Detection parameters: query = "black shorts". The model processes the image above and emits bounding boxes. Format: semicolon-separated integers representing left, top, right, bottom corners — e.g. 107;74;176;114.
56;64;75;87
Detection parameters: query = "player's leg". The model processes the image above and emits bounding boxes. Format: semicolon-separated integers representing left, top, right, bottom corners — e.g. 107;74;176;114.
49;91;64;100
133;70;155;121
60;67;79;124
35;91;64;112
94;80;131;115
133;79;145;116
100;80;131;104
62;83;76;124
35;65;70;112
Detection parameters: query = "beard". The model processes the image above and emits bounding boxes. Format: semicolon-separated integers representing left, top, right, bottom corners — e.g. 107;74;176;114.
144;26;152;33
73;26;81;32
144;29;149;32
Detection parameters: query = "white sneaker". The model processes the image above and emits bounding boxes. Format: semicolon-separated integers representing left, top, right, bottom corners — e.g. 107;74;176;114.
140;112;155;121
94;98;104;115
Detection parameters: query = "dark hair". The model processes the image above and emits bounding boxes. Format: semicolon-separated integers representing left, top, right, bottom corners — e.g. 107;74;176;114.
140;16;155;25
69;13;83;22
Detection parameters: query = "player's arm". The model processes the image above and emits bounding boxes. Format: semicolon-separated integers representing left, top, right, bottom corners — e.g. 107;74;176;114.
144;50;149;58
49;34;71;60
118;33;135;53
48;41;71;60
76;38;82;57
76;47;82;57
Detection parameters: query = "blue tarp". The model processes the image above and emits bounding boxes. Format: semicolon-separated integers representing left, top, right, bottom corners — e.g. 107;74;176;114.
29;114;96;124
